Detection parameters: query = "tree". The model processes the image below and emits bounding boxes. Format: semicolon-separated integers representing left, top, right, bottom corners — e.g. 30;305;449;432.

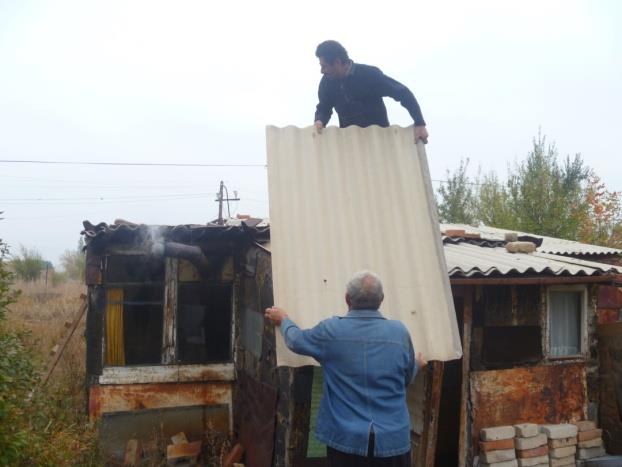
475;171;515;229
11;246;46;282
60;238;85;281
577;174;622;248
437;158;477;224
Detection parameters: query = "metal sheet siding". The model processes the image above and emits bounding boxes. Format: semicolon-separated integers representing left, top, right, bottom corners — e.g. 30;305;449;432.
266;125;462;366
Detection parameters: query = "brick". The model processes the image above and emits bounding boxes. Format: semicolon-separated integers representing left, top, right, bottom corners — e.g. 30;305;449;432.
171;432;188;445
575;420;596;432
577;445;606;460
514;423;539;438
578;437;603;449
166;441;201;466
549;455;576;467
481;449;516;463
516;455;549;467
549;445;576;459
480;438;516;452
540;424;578;439
480;460;518;467
577;429;602;442
481;425;516;441
517;445;548;459
515;433;547;450
548;436;577;448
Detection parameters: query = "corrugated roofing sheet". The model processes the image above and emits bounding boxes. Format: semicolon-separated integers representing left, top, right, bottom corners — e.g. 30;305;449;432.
444;242;621;278
441;223;622;256
266;125;462;366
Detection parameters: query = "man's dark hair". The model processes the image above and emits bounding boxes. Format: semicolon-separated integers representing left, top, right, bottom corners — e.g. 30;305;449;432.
315;40;350;65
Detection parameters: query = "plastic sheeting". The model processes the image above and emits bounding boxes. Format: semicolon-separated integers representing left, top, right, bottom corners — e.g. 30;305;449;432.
266;125;462;367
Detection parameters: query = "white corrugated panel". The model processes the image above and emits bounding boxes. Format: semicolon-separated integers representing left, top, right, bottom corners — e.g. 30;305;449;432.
266;125;462;367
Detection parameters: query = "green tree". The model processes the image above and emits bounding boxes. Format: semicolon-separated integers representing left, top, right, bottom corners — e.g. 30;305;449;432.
577;174;622;248
506;133;589;239
475;171;514;229
11;246;45;282
60;238;85;281
437;158;477;224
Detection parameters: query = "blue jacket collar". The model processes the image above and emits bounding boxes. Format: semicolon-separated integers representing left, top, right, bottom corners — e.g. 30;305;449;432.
344;309;385;319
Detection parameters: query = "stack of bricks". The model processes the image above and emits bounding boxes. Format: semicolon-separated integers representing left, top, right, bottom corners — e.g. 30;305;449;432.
540;424;578;467
479;425;518;467
574;420;606;461
514;423;548;467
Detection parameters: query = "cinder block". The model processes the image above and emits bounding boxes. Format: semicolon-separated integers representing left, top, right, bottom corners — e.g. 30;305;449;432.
577;445;606;460
514;423;539;438
548;455;576;467
516;454;548;466
578;437;603;449
480;460;518;467
549;445;576;459
481;426;516;441
480;438;516;452
575;420;596;432
515;433;547;450
481;449;516;463
517;445;548;459
548;436;577;449
540;424;578;439
577;429;602;442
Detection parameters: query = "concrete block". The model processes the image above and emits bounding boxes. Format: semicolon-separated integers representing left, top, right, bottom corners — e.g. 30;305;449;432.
549;445;576;459
577;446;606;460
516;455;549;466
517;445;548;459
480;438;516;452
578;437;603;449
540;424;578;439
548;436;577;449
575;420;597;432
577;429;602;442
480;460;518;467
514;423;540;438
481;449;516;463
481;426;517;441
506;241;537;253
516;433;547;450
548;455;576;467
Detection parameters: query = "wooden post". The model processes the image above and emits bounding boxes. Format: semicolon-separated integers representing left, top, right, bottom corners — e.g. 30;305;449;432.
458;288;473;467
162;258;178;364
422;360;444;467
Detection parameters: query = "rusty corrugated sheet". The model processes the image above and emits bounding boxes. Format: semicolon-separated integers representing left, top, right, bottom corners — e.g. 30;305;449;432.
238;373;278;467
470;363;586;454
266;125;461;365
598;322;622;454
89;382;232;419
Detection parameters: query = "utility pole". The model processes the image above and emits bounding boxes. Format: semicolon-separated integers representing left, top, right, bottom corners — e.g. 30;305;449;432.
214;180;240;225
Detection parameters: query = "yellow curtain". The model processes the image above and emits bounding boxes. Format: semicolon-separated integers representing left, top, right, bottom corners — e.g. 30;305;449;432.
105;288;125;366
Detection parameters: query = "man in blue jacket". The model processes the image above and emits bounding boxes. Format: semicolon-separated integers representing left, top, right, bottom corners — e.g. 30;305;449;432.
265;270;426;467
313;40;429;143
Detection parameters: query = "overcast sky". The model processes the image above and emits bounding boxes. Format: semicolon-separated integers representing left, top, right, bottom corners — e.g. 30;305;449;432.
1;0;620;266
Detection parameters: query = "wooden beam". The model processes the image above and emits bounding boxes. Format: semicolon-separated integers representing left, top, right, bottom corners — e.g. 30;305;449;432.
162;258;178;364
450;274;621;286
423;361;444;467
458;290;473;467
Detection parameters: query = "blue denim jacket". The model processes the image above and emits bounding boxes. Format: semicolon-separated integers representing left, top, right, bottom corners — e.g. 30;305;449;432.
281;309;418;457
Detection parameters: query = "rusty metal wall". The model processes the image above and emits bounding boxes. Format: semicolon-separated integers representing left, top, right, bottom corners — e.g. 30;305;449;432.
598;322;622;454
470;362;586;454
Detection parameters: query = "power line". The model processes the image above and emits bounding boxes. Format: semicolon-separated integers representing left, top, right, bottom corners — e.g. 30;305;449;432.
0;159;266;168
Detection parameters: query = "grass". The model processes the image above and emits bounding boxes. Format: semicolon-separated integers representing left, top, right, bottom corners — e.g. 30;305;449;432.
5;279;101;466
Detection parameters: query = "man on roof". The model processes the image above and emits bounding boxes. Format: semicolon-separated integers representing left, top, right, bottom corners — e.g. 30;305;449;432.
314;40;429;143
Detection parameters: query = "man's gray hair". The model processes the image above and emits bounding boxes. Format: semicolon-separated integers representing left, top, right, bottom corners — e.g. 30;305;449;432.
346;270;384;310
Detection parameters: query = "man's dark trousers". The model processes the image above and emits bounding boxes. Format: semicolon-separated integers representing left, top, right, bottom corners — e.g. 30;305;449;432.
327;433;411;467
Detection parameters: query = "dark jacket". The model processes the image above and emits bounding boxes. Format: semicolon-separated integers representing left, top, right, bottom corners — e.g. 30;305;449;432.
314;63;426;128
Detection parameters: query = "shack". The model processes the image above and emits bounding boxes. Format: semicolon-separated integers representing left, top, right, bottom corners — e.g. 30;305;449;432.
82;219;622;466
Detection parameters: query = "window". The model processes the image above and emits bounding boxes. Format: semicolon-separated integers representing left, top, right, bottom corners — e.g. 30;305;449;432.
548;288;585;357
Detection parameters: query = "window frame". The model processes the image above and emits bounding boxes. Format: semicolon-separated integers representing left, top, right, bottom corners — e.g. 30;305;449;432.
545;285;588;359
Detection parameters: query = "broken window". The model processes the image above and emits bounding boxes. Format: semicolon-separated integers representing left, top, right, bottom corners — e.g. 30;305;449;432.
482;326;542;367
548;288;585;357
104;255;165;366
177;283;232;364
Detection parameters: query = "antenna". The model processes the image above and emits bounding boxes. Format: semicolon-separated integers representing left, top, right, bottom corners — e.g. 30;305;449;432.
215;181;240;225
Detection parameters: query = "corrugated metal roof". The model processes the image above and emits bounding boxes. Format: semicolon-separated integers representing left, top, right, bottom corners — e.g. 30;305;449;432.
444;242;622;278
266;125;462;365
441;223;622;256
